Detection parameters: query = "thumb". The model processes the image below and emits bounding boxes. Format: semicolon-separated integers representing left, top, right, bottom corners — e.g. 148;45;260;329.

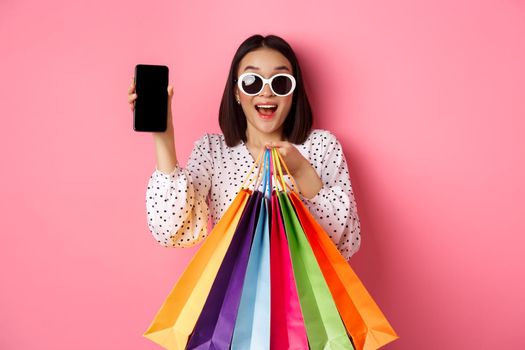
167;85;173;110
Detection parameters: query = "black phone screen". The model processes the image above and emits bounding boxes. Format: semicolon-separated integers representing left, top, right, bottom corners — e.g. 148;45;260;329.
133;64;169;132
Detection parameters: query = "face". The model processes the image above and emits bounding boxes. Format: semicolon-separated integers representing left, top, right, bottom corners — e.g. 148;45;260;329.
235;47;294;142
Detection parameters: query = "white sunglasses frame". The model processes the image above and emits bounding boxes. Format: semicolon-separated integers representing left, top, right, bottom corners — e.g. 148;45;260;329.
236;72;296;97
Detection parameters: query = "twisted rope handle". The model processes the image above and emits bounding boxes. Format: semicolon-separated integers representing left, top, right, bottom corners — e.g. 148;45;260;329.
239;146;301;199
271;147;300;196
239;149;265;191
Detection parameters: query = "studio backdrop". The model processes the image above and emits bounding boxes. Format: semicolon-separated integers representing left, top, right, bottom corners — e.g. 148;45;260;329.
1;0;524;349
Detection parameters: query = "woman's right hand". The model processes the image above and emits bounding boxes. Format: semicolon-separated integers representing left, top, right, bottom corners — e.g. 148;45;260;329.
128;78;175;137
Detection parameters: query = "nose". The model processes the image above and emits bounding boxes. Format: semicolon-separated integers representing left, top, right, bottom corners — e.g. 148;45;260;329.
259;82;273;96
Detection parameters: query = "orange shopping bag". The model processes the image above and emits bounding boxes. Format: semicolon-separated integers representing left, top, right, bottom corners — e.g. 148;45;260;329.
289;191;399;350
143;153;266;349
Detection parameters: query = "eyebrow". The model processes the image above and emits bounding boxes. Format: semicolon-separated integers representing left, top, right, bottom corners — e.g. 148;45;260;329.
242;65;291;72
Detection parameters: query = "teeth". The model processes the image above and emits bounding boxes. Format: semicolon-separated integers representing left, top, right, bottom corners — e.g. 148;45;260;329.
257;105;277;109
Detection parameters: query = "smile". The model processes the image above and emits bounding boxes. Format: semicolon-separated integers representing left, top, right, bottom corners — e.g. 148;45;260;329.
255;104;278;118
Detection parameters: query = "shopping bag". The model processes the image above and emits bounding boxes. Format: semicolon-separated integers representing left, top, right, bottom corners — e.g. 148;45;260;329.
186;190;262;349
272;148;354;349
270;191;309;349
289;191;399;350
272;147;398;350
144;153;265;350
278;191;354;349
269;149;309;350
142;188;250;349
231;149;272;349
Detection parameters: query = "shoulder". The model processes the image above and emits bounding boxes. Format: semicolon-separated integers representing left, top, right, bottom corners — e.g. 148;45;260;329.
299;129;346;169
301;128;341;151
305;129;338;143
194;132;227;149
192;133;239;164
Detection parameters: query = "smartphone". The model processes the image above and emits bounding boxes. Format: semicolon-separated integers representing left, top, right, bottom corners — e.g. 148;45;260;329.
133;64;169;132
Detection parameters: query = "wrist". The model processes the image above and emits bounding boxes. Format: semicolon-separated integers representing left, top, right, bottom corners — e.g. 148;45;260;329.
153;130;175;145
293;158;312;178
296;167;323;199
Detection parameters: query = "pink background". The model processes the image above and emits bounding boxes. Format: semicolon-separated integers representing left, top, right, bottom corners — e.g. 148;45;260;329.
1;0;524;349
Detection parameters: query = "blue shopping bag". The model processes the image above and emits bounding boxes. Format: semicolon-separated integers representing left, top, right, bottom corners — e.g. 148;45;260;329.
231;149;272;349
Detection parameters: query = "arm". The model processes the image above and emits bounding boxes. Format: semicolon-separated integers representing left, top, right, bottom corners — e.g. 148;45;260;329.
300;132;361;260
293;161;323;199
145;134;214;248
131;80;210;247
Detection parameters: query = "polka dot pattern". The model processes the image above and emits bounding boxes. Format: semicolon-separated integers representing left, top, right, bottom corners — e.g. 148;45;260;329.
145;129;361;260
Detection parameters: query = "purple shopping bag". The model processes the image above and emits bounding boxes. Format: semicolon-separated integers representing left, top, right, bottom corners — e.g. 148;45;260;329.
186;190;263;349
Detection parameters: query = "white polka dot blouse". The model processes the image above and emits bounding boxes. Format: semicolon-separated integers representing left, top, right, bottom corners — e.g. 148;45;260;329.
145;129;361;261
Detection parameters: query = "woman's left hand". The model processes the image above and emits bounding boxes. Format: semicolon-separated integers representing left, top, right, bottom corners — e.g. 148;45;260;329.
265;141;310;177
266;140;323;199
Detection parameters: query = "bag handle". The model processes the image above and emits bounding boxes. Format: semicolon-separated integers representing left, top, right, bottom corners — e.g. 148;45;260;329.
239;145;301;198
270;147;284;192
262;148;272;198
256;148;272;197
240;149;265;191
271;147;299;196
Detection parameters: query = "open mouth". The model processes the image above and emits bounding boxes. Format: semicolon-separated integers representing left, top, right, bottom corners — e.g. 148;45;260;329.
255;104;278;116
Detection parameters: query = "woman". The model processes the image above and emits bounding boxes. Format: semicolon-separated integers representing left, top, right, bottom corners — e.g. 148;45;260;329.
128;34;361;260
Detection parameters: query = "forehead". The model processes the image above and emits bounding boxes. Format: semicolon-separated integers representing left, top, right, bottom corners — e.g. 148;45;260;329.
237;48;292;75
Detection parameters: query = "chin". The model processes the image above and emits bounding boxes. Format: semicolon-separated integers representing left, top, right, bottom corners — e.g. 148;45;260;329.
253;115;280;127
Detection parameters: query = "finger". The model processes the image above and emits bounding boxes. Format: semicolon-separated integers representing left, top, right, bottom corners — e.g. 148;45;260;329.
167;86;174;115
269;141;285;148
128;93;137;103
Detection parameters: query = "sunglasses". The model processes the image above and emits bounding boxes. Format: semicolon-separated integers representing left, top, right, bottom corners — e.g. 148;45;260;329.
236;72;296;97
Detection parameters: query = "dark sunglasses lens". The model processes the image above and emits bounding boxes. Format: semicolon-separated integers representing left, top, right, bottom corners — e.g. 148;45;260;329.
241;74;263;94
272;76;293;95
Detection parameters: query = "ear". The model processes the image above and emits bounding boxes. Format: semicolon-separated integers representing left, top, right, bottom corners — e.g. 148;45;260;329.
234;87;240;101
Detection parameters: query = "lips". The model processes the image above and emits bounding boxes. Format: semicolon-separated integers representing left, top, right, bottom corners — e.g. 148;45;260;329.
255;104;278;120
255;104;278;113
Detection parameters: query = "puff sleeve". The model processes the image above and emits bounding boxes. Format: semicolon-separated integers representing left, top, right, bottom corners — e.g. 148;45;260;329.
301;131;361;260
145;134;214;247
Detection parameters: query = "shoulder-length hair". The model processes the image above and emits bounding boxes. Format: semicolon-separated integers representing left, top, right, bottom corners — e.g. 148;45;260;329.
218;34;313;147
